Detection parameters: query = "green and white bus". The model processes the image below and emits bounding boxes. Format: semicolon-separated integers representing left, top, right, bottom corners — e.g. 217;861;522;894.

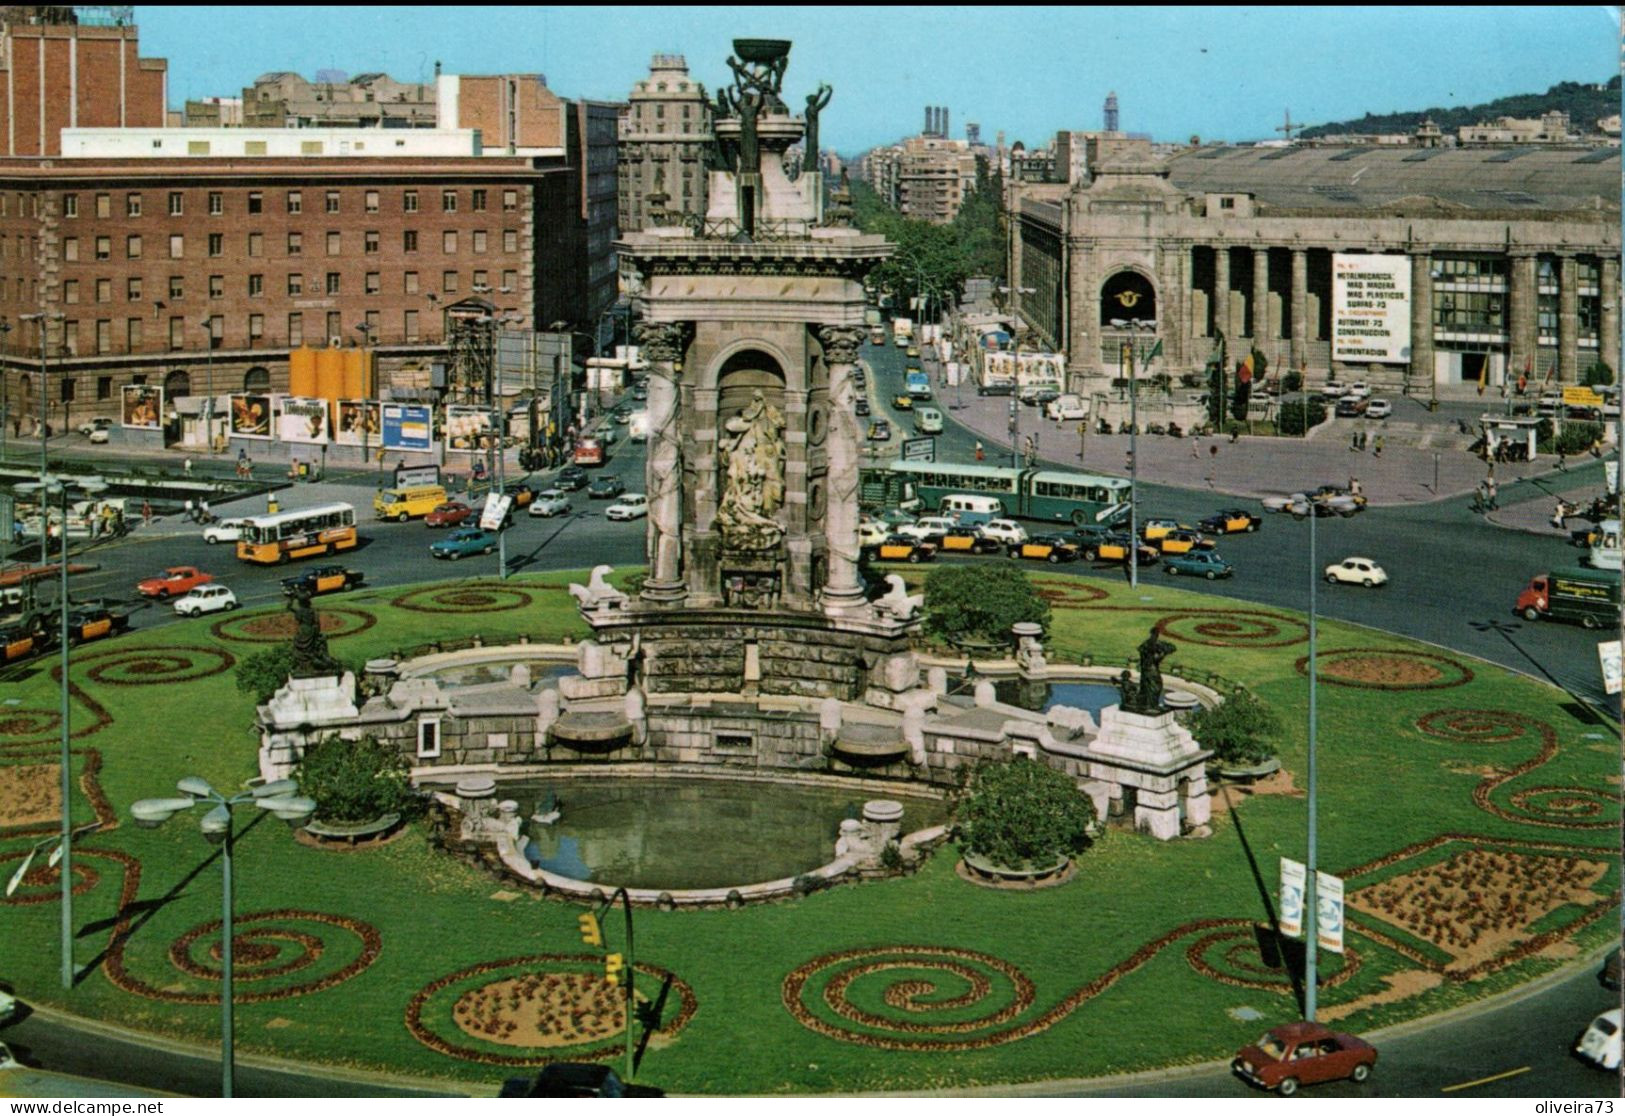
859;461;1131;527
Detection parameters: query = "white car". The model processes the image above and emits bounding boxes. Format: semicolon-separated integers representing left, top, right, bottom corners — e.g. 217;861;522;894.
528;489;572;518
604;494;648;521
1576;1008;1622;1071
87;427;110;444
173;584;239;616
202;517;251;544
857;520;889;547
1045;394;1089;421
979;518;1028;546
896;515;957;542
1344;382;1372;401
1324;557;1387;588
77;417;113;436
1364;399;1392;419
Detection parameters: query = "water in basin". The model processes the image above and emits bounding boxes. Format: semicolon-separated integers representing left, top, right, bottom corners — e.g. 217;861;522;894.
992;679;1120;715
466;777;949;891
421;660;577;688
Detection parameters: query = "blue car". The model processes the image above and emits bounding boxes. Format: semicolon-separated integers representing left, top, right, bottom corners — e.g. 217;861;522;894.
1163;549;1234;579
430;527;497;561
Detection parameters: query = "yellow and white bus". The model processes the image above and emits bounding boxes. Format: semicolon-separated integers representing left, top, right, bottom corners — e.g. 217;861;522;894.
235;502;358;565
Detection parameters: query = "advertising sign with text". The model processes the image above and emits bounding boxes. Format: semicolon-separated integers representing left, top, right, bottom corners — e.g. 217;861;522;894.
277;396;330;444
380;403;432;452
1279;857;1306;938
1317;871;1345;954
1332;253;1411;364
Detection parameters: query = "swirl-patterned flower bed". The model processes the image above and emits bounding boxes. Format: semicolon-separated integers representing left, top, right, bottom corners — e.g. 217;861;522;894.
390;583;541;614
1154;610;1309;648
73;645;236;687
211;606;376;644
1295;648;1473;690
405;954;696;1066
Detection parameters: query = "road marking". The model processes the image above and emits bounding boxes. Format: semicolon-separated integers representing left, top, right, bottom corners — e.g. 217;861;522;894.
1440;1065;1531;1092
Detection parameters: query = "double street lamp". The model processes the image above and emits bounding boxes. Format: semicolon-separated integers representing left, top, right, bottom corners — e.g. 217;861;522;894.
1110;317;1159;590
16;472;107;990
131;777;315;1098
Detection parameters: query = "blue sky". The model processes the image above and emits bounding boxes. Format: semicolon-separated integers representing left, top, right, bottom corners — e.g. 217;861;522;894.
140;6;1620;151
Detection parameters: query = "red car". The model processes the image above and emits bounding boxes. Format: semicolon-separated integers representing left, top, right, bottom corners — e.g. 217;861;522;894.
135;566;214;600
424;501;474;528
1232;1021;1376;1096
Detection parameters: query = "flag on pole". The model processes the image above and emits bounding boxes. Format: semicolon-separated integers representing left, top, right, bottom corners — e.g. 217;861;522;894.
1146;338;1164;362
1476;357;1488;396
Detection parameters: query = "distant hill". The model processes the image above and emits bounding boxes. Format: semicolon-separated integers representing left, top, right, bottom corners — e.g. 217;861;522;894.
1299;77;1620;139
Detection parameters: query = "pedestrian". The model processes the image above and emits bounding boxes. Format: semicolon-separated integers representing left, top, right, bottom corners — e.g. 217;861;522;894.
183;498;196;522
1474;480;1488;513
1190;438;1200;458
1373;434;1384;457
975;441;984;462
1350;431;1359;452
1552;500;1568;530
1486;475;1498;510
141;499;152;526
183;456;193;477
1349;476;1362;498
200;499;212;523
1558;449;1567;472
1124;448;1134;472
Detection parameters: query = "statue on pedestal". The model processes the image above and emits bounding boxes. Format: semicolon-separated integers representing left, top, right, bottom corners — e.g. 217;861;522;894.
287;586;342;678
803;83;832;172
1120;626;1176;714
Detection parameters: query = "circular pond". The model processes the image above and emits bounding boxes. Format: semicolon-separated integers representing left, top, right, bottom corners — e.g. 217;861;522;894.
439;777;950;891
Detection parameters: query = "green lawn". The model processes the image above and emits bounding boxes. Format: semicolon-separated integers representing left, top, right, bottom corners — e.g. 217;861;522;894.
0;568;1616;1094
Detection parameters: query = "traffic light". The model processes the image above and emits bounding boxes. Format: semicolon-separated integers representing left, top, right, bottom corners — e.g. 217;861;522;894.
578;912;603;947
604;952;624;986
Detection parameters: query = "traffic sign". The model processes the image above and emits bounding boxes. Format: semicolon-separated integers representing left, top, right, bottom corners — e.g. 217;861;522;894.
901;437;935;462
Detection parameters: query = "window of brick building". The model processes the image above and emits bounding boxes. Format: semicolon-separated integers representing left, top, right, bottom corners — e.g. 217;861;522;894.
503;229;518;252
287;273;303;296
126;277;141;302
502;269;516;291
325;272;341;295
403;190;419;213
326;311;342;342
325;190;340;213
126;193;141;218
248;274;264;298
443;230;457;253
208;192;222;216
472;189;487;212
442;190;457;212
97;375;112;400
206;233;222;257
95;193;110;218
365;190;379;213
95;236;110;260
327;231;341;255
442;270;459;293
364;309;379;336
126;318;141;350
248;232;263;258
287;231;302;256
170;234;185;259
365;272;380;294
473;230;487;253
206;315;222;346
404;271;419;294
63;280;79;304
403;230;418;252
288;312;303;347
96;278;110;303
287;190;302;214
170;276;184;300
473;269;488;289
404;308;419;341
127;234;141;259
96;320;110;354
63;237;78;262
59;372;75;398
208;275;223;299
168;192;184;216
248;313;263;342
364;230;379;254
247;192;263;215
502;189;517;211
62;321;77;356
62;194;77;218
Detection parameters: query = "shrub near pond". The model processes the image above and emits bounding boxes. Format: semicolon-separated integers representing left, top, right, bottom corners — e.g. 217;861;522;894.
955;758;1095;869
294;734;422;825
1186;689;1281;767
923;564;1049;647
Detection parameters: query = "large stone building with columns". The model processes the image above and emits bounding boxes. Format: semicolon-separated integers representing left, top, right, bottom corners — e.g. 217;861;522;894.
1008;138;1620;399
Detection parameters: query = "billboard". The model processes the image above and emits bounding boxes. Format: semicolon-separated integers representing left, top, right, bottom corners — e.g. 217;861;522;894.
445;405;497;452
380;403;432;452
120;384;163;429
277;396;330;444
1317;871;1345;954
1332;253;1411;364
229;393;272;439
1279;857;1306;938
334;399;381;446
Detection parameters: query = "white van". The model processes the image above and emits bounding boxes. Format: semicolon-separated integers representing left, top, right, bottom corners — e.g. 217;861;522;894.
1576;1008;1622;1070
1588;518;1620;571
1046;394;1089;421
913;407;944;435
938;493;1005;526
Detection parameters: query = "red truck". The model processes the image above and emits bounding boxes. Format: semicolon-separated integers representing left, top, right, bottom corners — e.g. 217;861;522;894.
135;566;214;600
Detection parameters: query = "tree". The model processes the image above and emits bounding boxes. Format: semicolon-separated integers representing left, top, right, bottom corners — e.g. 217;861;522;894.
1187;689;1281;767
294;734;421;824
1582;360;1615;388
922;563;1050;646
955;758;1095;867
1278;398;1326;437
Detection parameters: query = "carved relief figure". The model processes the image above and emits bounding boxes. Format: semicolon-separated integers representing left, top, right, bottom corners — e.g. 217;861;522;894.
714;388;786;551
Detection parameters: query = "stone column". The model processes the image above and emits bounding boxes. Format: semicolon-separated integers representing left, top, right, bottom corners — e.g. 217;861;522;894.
1602;258;1620;379
1409;250;1434;394
819;324;869;614
1213;244;1231;344
635;321;689;604
1066;229;1093;385
1558;254;1579;383
1251;248;1269;350
1507;252;1537;387
1290;249;1308;372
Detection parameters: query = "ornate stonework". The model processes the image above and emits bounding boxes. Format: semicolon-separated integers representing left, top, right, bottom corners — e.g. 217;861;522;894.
635;321;688;364
818;325;866;367
714;389;788;552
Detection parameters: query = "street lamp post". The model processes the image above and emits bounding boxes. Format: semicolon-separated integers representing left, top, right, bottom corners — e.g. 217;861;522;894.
200;318;217;453
131;777;315;1098
353;322;377;476
997;285;1035;468
19;312;63;476
1289;496;1321;1020
17;472;106;990
0;318;12;463
1111;318;1159;591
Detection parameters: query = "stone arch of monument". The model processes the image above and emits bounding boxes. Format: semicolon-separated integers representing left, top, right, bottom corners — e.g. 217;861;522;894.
1099;269;1158;326
713;348;789;415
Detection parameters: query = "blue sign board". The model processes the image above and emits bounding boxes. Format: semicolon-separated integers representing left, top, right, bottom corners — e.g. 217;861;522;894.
381;403;432;451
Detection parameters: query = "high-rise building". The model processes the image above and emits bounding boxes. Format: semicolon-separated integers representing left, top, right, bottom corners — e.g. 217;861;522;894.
617;54;713;233
1103;91;1119;133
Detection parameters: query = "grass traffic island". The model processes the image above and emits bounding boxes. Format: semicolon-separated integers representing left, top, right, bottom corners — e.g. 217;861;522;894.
0;567;1617;1094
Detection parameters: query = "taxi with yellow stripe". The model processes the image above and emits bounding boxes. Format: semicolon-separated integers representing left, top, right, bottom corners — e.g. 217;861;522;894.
67;607;129;646
1156;529;1216;556
1140;518;1199;542
1095;533;1160;566
866;534;937;564
1;624;46;664
1009;534;1082;564
935;525;1004;555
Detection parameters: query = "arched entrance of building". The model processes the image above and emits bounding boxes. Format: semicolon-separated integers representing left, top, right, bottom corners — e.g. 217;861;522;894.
243;366;271;392
1100;271;1158;326
163;369;191;399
